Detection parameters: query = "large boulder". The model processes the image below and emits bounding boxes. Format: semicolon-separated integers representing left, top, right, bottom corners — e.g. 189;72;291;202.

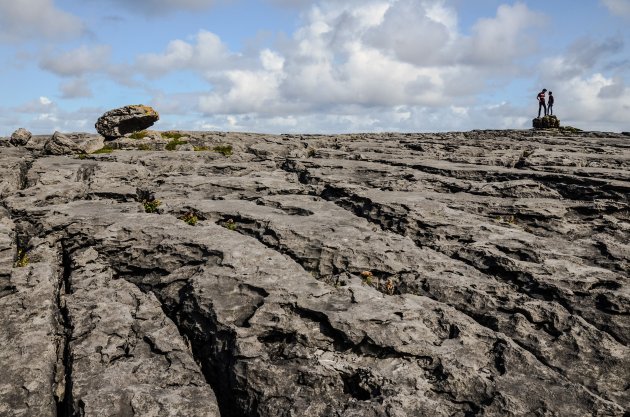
10;128;32;146
43;131;86;155
95;105;159;139
533;115;560;129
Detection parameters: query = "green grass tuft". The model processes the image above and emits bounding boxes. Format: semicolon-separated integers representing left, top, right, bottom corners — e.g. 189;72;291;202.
194;146;210;151
129;130;149;139
143;199;162;213
161;131;184;140
14;249;29;268
92;145;115;154
213;144;233;157
180;212;198;226
223;218;237;231
165;138;188;151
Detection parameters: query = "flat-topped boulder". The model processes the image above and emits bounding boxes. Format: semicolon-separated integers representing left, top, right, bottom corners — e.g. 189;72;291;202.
95;105;159;139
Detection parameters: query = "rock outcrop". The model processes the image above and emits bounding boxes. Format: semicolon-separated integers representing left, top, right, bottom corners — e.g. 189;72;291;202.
10;128;32;146
95;105;159;139
0;128;628;416
43;131;86;155
532;115;560;129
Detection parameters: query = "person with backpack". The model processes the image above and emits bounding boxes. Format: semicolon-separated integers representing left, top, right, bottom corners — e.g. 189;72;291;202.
548;91;554;115
537;89;547;117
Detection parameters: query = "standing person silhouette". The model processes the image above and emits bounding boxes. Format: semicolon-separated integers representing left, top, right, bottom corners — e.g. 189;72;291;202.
548;91;554;115
537;89;547;117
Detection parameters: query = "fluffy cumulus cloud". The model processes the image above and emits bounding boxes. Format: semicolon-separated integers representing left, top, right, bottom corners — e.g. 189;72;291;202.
187;0;544;131
539;36;630;130
601;0;630;18
363;0;454;66
0;0;85;42
136;30;235;78
40;45;112;77
461;3;544;66
551;74;630;130
8;0;629;134
60;78;94;99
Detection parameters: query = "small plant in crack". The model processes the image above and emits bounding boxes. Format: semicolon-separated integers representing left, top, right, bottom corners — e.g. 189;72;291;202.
161;131;184;140
496;215;517;225
180;212;198;226
383;279;395;295
143;199;162;214
165;138;188;151
213;144;233;157
360;270;374;286
14;249;29;268
307;148;317;158
92;145;115;154
129;130;149;139
222;218;237;231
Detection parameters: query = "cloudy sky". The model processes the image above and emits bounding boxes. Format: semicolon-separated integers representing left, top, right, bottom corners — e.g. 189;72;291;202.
1;0;629;135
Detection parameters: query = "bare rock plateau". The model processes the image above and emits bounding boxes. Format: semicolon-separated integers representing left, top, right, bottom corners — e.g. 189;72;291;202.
0;129;628;416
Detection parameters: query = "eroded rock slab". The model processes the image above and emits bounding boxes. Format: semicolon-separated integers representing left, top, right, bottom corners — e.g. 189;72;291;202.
1;128;628;416
95;105;160;139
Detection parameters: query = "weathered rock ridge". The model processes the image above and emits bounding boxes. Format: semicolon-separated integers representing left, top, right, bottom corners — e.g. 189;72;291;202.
0;129;628;416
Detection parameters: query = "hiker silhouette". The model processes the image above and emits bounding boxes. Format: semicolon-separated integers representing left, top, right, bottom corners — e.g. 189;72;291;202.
548;92;554;115
537;89;547;117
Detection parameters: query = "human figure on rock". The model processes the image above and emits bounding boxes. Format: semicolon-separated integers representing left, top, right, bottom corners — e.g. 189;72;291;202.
537;89;547;117
548;91;554;115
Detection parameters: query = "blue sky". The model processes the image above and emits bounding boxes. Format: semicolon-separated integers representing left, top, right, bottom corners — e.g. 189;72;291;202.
1;0;629;135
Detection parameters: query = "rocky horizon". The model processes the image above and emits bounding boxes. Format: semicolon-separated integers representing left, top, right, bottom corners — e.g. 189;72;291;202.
1;127;628;416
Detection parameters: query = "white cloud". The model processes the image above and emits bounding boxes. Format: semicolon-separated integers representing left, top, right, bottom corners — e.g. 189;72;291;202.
101;0;218;15
60;78;94;99
4;98;104;135
542;37;624;79
461;2;544;66
536;35;629;131
199;49;286;114
364;0;454;66
602;0;630;18
545;73;630;130
191;1;544;117
265;0;314;8
124;0;556;133
137;30;234;78
10;0;627;135
16;96;55;113
40;45;112;77
0;0;85;42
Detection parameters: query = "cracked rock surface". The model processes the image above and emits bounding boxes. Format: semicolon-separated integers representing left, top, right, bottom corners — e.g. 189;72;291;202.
0;129;628;416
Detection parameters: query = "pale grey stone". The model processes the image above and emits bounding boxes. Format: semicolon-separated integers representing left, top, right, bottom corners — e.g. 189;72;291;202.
10;128;32;146
1;128;628;417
